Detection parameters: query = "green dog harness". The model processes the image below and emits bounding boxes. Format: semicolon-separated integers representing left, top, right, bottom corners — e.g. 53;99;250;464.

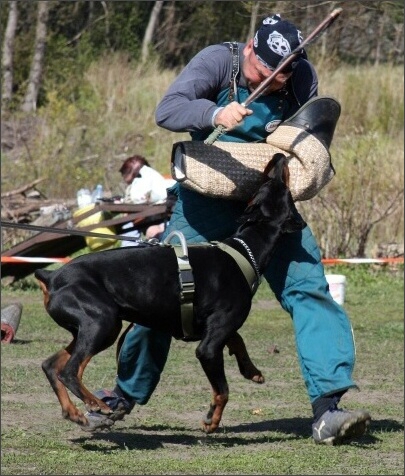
162;231;260;341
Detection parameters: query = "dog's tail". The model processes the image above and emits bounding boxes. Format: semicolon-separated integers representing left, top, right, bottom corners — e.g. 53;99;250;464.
34;268;52;284
35;269;53;308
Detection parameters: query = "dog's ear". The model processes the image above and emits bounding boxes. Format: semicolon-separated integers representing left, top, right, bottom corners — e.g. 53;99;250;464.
282;194;307;233
282;215;307;233
236;179;269;223
237;198;262;224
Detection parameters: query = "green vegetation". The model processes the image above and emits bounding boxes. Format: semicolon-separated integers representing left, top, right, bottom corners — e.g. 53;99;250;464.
2;58;403;257
1;264;403;475
2;3;403;256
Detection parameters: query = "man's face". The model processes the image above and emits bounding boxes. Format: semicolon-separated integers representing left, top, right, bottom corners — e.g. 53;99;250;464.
242;39;292;94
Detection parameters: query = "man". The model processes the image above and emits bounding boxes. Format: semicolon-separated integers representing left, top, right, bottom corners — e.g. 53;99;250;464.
86;14;371;445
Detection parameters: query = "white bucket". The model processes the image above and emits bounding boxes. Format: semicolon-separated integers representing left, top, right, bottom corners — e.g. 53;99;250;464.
325;274;346;305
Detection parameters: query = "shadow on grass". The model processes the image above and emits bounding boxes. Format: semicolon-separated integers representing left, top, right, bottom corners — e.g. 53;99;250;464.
71;418;403;452
7;338;33;344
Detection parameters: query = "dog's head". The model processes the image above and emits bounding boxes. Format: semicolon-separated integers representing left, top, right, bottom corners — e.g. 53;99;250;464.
262;152;291;187
238;153;306;233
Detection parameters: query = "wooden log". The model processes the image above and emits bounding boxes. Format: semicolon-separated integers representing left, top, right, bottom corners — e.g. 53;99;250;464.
0;177;46;198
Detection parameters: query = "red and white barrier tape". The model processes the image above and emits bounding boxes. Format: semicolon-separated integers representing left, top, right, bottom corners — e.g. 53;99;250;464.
1;257;71;263
322;257;403;264
1;256;403;264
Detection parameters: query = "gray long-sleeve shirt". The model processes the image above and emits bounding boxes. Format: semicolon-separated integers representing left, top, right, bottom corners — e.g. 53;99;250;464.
155;43;318;135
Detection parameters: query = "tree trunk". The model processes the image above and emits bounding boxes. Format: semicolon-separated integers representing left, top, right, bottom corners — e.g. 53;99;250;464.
374;7;388;66
141;1;164;63
20;1;49;113
247;1;260;42
2;1;18;110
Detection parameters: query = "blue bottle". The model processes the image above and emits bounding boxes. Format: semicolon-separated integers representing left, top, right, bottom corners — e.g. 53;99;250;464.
92;184;103;203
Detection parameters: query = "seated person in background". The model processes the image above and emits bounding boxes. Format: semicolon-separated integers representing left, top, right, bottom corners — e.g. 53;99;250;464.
118;155;173;246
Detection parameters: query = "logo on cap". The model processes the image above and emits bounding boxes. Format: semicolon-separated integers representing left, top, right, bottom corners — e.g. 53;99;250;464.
267;31;292;56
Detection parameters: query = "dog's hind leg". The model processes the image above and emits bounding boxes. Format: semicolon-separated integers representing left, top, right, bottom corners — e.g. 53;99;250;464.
58;318;122;420
226;332;265;384
42;341;89;426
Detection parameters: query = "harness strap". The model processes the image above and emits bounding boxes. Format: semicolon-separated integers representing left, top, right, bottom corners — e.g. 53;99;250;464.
223;41;240;102
213;241;260;295
174;250;196;341
163;231;197;341
163;231;259;341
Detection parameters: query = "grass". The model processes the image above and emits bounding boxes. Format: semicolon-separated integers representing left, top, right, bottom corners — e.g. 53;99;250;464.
1;263;403;475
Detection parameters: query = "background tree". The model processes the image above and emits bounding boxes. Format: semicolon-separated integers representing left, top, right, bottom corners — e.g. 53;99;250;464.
0;0;403;257
141;0;164;63
1;0;403;111
1;0;17;110
20;1;49;112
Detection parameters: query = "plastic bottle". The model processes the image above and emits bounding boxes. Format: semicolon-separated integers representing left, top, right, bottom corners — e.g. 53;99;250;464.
77;188;92;208
91;184;103;203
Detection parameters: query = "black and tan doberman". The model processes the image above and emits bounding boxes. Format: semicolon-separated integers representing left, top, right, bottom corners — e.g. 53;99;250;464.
35;153;305;434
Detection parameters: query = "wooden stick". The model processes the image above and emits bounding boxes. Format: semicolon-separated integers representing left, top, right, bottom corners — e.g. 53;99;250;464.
1;177;47;198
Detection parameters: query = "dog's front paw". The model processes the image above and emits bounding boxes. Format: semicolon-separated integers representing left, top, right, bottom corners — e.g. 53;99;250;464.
200;404;219;434
200;418;217;434
250;372;265;384
237;359;265;383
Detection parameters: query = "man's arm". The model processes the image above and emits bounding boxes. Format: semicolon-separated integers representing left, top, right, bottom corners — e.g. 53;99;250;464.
155;44;233;133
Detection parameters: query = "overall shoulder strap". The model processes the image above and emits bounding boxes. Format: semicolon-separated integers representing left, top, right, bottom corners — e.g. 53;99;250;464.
223;42;240;102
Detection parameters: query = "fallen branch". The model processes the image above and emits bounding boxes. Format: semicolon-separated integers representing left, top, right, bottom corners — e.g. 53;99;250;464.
1;177;47;199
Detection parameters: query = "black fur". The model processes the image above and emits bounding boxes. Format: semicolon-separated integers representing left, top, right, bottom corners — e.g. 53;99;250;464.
35;153;305;433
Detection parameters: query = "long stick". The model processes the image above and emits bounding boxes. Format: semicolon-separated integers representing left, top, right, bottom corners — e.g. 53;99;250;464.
1;220;142;243
204;8;343;145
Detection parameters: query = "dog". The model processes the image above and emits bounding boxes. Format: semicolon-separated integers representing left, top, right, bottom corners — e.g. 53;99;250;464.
35;153;305;434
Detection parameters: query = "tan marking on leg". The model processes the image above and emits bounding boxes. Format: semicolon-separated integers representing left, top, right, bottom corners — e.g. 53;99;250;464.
201;390;229;434
43;345;88;426
77;356;113;414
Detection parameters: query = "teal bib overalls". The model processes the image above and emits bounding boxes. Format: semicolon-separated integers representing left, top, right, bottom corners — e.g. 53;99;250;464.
116;83;357;404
